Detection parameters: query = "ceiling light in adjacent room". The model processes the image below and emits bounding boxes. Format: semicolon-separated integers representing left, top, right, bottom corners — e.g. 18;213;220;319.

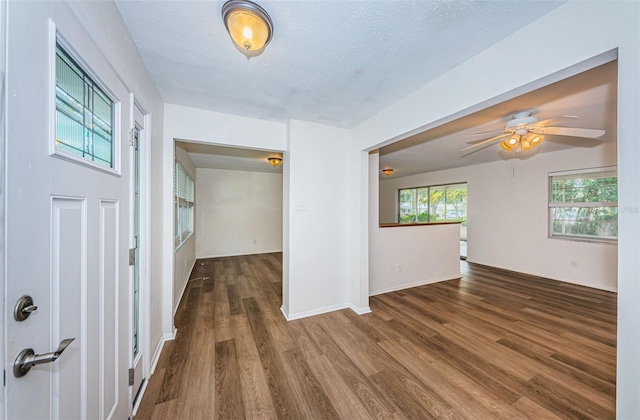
382;168;394;176
222;0;273;57
268;157;282;167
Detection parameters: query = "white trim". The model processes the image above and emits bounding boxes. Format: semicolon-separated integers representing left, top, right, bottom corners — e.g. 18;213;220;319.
349;304;372;315
467;259;618;293
139;110;152;393
281;302;361;321
196;249;283;259
148;335;167;376
174;230;193;251
0;0;6;415
128;97;152;417
162;136;174;339
549;165;617;178
369;274;462;297
50;22;123;177
132;330;175;417
131;379;148;417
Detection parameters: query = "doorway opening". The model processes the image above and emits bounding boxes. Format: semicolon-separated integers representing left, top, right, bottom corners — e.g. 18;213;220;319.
172;140;284;318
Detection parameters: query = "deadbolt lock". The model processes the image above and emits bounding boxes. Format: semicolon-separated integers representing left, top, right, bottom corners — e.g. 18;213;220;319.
14;295;38;321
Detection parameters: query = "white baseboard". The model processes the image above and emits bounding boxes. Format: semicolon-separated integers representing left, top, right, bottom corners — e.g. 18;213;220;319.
135;330;176;416
467;259;617;293
369;274;461;296
281;302;372;321
280;305;290;320
150;331;175;376
349;304;372;315
131;379;149;416
196;249;283;259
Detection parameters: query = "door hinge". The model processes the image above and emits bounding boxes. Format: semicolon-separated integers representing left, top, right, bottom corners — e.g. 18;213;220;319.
128;368;134;386
129;248;136;266
129;129;136;147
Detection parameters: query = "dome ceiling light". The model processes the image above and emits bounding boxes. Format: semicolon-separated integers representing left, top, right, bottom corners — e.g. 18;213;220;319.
268;157;282;167
222;0;273;58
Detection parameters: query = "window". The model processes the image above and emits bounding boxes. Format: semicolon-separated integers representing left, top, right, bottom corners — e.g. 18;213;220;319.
399;183;467;224
549;167;617;242
55;44;114;168
175;161;194;248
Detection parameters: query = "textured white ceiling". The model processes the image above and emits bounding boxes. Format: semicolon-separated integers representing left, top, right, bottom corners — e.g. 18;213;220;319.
115;0;563;128
378;60;618;178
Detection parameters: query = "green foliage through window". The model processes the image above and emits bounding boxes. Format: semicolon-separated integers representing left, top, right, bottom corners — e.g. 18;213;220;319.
55;43;114;168
399;183;467;225
549;168;617;241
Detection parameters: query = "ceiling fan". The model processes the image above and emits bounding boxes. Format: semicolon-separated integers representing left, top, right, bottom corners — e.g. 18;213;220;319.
462;110;605;153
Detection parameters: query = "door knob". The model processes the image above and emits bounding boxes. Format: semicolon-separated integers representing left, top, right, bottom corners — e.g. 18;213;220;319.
14;338;75;378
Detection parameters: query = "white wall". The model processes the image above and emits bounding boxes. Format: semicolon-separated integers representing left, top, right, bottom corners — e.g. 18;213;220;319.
195;168;283;258
284;120;353;319
351;2;639;414
173;144;196;313
380;142;617;291
369;153;460;295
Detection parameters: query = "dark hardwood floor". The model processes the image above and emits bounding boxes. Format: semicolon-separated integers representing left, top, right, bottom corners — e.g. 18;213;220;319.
135;253;616;419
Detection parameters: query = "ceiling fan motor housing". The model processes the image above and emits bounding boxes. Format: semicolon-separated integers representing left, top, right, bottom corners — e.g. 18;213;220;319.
505;111;538;129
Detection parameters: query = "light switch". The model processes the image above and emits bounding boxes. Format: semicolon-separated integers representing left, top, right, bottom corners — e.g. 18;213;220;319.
293;200;308;211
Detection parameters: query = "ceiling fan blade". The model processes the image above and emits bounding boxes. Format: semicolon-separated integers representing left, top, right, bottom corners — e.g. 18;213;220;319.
541;126;605;138
534;115;581;127
461;133;511;152
469;129;504;137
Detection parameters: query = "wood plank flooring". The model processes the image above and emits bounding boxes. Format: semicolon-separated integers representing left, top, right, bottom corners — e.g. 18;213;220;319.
135;253;616;419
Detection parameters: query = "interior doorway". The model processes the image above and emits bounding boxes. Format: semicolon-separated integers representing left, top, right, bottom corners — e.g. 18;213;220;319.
171;140;285;319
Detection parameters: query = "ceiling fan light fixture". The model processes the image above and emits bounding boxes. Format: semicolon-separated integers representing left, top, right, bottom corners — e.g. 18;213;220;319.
527;133;544;146
506;135;520;146
222;0;273;57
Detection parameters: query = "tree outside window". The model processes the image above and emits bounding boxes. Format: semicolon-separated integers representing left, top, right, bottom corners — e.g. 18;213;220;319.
549;168;617;241
399;183;467;224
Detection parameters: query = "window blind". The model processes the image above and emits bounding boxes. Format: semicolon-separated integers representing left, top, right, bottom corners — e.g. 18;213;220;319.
174;161;194;203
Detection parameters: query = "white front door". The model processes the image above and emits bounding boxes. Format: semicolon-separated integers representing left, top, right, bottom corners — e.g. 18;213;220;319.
4;2;130;418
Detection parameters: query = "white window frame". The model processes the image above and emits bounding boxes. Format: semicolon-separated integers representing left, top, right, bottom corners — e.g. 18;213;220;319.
174;161;194;249
49;23;122;176
548;166;617;243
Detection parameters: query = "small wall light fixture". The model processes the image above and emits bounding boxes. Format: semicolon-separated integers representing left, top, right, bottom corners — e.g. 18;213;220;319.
222;0;273;58
382;168;394;176
268;157;282;167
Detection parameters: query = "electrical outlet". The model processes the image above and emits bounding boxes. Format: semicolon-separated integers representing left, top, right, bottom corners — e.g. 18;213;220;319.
570;260;578;268
396;264;402;273
253;239;257;245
